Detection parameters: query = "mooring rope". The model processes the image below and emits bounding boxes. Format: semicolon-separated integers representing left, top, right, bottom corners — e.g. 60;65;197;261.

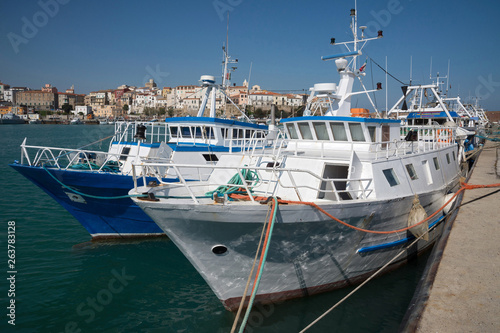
230;202;273;333
235;197;278;333
42;165;142;200
228;181;500;235
298;221;437;333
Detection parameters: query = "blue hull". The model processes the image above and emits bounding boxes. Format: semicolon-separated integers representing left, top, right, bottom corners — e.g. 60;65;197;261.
9;163;165;239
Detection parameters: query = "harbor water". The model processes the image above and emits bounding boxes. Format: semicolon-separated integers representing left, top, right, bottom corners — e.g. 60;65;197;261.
1;124;431;332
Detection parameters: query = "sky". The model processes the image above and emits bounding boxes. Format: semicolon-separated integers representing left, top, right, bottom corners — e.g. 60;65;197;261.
1;0;500;111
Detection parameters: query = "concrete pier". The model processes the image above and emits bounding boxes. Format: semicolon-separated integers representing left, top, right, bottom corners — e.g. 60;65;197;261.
410;141;500;332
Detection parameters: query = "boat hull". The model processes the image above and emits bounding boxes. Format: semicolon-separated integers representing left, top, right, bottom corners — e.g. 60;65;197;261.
137;185;459;310
10;163;165;239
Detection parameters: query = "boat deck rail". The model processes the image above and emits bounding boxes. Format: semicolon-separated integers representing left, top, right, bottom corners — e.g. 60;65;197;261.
131;161;374;204
19;139;130;174
167;127;287;154
285;125;456;160
112;121;169;145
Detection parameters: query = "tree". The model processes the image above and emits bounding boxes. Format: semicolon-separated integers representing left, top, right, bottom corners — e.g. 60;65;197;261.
254;108;265;119
61;103;72;114
122;104;129;113
167;107;174;117
294;105;305;117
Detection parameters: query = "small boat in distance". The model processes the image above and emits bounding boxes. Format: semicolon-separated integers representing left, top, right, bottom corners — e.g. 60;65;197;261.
99;117;114;125
0;112;25;124
70;117;82;125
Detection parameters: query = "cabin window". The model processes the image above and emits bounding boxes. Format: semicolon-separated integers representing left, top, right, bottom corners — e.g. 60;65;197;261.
286;123;298;139
405;163;418;180
349;123;365;142
119;147;130;161
381;125;391;149
181;126;191;138
422;160;433;185
330;122;348;141
383;168;400;187
204;127;215;139
194;127;203;138
433;157;440;170
170;126;179;138
245;130;252;138
313;122;329;140
202;154;218;162
298;123;313;140
381;125;390;142
452;151;456;161
221;128;228;139
368;126;377;142
446;153;450;164
233;129;244;139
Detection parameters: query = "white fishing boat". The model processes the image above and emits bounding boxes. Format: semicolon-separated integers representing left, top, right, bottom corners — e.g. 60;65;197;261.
70;117;82;125
0;112;25;124
99;117;114;125
388;78;484;162
130;6;465;311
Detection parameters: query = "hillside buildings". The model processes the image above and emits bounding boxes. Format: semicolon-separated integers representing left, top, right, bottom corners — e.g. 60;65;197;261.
1;78;306;118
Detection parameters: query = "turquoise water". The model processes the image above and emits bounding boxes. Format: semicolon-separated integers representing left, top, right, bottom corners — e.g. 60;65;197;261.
0;124;429;332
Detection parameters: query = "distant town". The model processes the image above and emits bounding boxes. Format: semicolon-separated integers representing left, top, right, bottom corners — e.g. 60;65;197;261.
0;78;308;122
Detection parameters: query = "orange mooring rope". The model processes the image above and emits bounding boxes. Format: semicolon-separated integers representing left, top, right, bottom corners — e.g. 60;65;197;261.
249;199;276;296
228;182;500;235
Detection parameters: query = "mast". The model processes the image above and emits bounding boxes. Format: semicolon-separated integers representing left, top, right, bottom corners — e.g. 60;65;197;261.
221;12;238;114
315;4;383;117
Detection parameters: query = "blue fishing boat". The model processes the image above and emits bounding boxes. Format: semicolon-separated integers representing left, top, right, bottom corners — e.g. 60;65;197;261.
10;75;277;239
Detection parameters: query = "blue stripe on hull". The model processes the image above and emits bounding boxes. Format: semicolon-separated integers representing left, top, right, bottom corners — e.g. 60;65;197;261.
357;215;446;253
9;164;165;237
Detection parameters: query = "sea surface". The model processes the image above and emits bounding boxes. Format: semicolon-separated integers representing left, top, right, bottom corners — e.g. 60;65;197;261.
0;124;430;333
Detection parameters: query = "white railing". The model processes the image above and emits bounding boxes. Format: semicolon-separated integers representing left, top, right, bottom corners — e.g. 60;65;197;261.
165;127;281;153
281;125;456;161
131;161;374;205
20;142;125;173
111;121;169;146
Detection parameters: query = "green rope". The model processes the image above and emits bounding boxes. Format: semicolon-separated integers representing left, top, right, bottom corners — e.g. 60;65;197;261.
238;197;278;333
205;168;259;198
42;164;141;200
69;160;121;173
476;135;500;142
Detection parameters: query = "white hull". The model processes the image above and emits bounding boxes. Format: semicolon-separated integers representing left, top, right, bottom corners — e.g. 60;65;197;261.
138;183;459;310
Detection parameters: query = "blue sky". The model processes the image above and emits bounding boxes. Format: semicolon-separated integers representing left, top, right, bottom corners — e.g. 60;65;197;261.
1;0;499;110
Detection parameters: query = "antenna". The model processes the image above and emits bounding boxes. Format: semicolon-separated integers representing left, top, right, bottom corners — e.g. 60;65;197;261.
429;57;433;80
385;56;388;115
246;62;253;112
446;59;451;97
410;56;413;86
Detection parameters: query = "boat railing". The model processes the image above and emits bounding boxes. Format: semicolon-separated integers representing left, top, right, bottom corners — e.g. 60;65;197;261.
281;125;456;160
111;121;169;146
131;161;374;204
20;140;127;174
166;128;275;152
247;128;288;158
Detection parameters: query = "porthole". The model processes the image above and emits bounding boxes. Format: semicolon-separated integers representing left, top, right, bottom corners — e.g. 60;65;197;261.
211;245;228;255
